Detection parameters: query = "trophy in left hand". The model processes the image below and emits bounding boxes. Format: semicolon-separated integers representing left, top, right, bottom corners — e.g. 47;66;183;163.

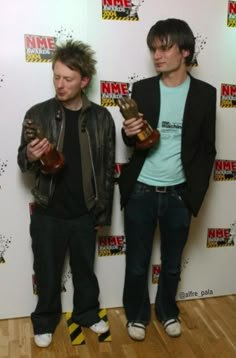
24;119;65;174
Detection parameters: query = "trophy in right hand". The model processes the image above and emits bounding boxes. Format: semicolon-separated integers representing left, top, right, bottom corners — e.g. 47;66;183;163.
117;96;160;150
24;119;65;174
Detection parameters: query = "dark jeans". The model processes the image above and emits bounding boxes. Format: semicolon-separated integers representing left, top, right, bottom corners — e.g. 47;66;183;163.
123;182;192;324
30;211;100;334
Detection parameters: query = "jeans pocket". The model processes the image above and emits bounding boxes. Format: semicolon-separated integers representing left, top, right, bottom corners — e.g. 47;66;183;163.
170;188;187;208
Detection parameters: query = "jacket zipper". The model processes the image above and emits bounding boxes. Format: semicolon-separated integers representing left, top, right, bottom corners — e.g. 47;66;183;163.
48;110;65;202
85;127;98;201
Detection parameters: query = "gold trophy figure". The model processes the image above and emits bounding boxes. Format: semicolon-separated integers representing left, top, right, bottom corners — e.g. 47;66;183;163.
24;119;64;174
117;97;160;150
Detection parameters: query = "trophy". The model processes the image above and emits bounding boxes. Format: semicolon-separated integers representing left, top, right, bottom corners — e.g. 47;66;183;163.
117;97;160;150
24;119;65;174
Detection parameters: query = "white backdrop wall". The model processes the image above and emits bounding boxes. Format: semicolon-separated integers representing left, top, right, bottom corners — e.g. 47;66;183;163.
0;0;235;319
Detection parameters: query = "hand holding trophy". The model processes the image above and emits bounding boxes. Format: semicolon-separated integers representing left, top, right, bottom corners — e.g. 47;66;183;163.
117;97;160;149
24;119;64;174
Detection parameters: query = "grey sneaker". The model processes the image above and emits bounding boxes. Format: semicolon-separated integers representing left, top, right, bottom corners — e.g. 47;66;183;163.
34;333;52;347
127;322;146;341
163;318;181;337
89;319;109;334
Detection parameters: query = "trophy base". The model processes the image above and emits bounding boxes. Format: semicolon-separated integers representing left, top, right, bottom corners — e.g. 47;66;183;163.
40;151;65;175
136;129;160;150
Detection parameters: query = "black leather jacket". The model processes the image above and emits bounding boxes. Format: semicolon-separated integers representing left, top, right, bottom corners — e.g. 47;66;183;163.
17;93;115;226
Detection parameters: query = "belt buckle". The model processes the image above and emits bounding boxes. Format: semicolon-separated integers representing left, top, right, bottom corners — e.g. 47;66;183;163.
155;186;167;193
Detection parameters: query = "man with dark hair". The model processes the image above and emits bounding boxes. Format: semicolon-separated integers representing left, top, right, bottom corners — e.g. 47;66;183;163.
118;18;216;340
18;40;115;348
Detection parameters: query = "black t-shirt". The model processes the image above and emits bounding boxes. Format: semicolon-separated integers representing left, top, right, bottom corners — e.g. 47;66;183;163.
35;107;88;219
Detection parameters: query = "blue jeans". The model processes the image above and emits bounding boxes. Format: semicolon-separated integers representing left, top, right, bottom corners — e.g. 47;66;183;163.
30;211;100;334
123;182;191;324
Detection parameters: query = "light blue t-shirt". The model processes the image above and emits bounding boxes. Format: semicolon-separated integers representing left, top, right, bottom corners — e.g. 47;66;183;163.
138;76;190;186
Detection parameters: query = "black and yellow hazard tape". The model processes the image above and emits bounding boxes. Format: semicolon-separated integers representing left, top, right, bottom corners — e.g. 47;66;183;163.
25;54;51;63
65;312;86;345
103;16;138;21
152;277;159;284
101;98;117;107
26;59;51;63
102;11;138;21
65;309;111;344
98;308;112;342
207;240;234;248
98;249;125;256
214;175;236;181
227;18;236;27
207;241;220;248
220;100;236;108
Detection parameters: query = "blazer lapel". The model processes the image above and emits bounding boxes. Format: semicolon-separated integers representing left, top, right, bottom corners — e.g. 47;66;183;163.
182;75;201;134
145;76;161;128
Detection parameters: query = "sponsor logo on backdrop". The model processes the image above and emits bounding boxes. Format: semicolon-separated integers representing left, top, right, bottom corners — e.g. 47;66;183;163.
152;257;190;284
101;74;143;107
0;234;12;263
101;81;130;106
191;33;207;66
114;162;125;183
101;73;147;107
102;0;143;21
207;223;235;247
24;28;75;63
98;235;126;256
214;160;236;181
152;264;161;284
220;83;236;108
228;0;236;27
24;34;56;62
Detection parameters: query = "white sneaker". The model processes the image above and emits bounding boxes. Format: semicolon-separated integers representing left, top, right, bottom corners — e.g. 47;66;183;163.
127;322;146;341
89;320;109;334
34;333;52;347
163;319;181;337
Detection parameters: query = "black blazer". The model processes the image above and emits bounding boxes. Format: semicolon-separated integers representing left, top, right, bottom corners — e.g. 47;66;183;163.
119;74;217;217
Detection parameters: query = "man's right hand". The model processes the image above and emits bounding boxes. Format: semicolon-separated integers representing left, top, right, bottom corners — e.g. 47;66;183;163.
123;114;144;137
26;138;49;162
